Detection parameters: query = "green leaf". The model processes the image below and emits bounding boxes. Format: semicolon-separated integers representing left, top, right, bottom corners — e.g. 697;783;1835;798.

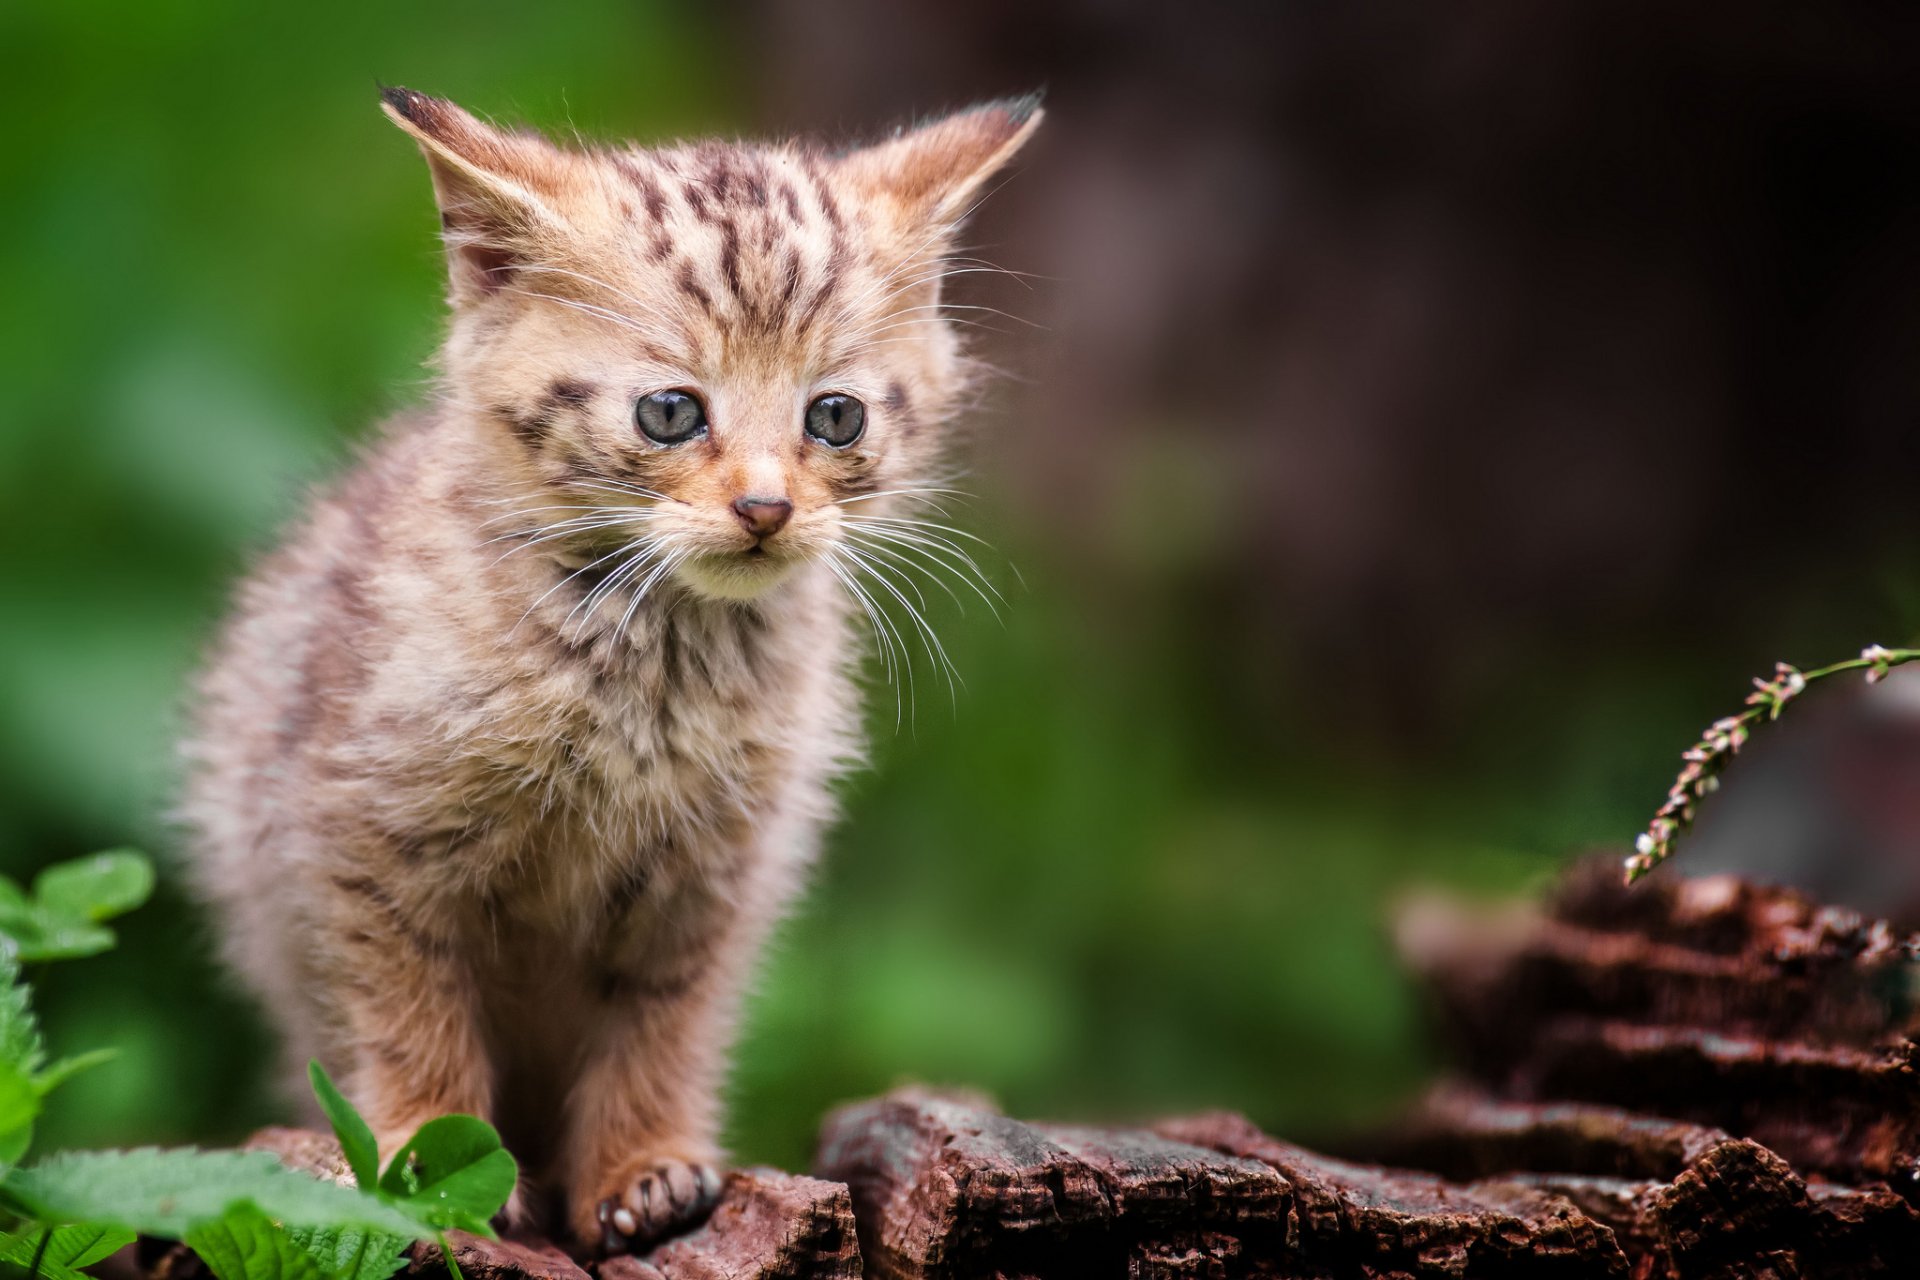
9;925;114;965
0;851;156;963
0;1149;427;1240
306;1063;378;1192
186;1202;324;1280
0;1224;138;1280
0;1065;41;1169
0;952;45;1081
32;1049;116;1097
32;852;154;924
284;1226;410;1280
377;1117;515;1237
0;920;115;965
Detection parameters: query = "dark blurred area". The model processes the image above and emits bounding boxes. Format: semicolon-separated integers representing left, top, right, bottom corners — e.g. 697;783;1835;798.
4;1;1920;1172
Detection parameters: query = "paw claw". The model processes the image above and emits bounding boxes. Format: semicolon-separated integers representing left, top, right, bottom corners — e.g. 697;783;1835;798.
593;1159;725;1254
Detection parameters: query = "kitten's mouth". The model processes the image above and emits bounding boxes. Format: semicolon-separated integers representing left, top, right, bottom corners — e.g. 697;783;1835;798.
676;545;804;600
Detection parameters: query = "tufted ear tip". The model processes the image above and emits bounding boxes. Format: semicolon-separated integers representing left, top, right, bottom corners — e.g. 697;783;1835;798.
839;95;1046;228
377;86;570;306
377;83;424;124
377;84;490;154
994;90;1046;129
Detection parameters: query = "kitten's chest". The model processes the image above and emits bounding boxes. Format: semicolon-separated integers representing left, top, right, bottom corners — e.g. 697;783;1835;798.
548;603;785;807
451;601;800;904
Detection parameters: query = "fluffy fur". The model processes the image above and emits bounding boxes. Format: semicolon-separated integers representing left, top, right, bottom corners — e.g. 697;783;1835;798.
180;87;1040;1252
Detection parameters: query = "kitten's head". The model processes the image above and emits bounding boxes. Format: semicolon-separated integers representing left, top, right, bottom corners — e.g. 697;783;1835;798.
382;88;1040;602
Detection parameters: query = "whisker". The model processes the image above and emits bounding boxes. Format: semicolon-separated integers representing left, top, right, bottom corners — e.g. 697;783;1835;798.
502;287;655;337
843;535;936;613
842;531;970;615
480;507;666;539
839;544;962;707
511;534;652;634
843;526;1003;619
844;511;996;550
613;547;689;638
562;478;682;505
824;551;906;724
515;263;655;321
566;541;667;636
478;503;611;529
843;515;1012;591
835;486;972;510
484;516;653;563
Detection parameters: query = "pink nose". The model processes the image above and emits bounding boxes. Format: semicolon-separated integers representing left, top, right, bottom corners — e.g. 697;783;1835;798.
731;495;793;538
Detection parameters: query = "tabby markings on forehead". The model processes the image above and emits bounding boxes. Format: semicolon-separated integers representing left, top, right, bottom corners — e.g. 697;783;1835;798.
611;154;670;224
801;155;845;232
676;260;714;314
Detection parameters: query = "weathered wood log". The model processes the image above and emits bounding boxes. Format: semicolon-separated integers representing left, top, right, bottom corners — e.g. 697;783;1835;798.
592;1169;860;1280
1352;1087;1920;1277
1381;859;1920;1276
812;1089;1292;1278
1153;1110;1626;1278
1397;862;1920;1183
815;1089;1627;1278
1398;866;1920;1076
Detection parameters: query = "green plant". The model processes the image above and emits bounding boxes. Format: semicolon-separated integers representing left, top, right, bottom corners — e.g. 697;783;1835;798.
1625;644;1920;882
0;851;515;1280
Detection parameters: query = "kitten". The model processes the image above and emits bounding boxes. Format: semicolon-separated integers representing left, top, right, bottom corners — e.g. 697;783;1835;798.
180;86;1040;1253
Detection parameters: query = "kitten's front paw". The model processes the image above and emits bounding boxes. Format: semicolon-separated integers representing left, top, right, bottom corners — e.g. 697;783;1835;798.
586;1159;725;1254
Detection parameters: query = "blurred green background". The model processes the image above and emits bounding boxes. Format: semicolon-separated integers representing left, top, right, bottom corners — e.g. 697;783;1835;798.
6;1;1920;1175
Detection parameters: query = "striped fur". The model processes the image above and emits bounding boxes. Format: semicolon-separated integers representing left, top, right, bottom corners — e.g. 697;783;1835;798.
180;88;1040;1250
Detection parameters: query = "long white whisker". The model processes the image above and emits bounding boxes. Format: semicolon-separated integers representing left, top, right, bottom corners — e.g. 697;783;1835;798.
835;486;972;509
485;516;653;562
480;507;664;539
844;512;997;550
839;545;962;708
844;526;1003;618
515;263;655;320
502;287;654;337
613;548;688;638
562;539;664;634
511;534;651;634
843;531;970;615
563;479;682;505
843;515;1012;591
478;503;622;530
824;552;906;725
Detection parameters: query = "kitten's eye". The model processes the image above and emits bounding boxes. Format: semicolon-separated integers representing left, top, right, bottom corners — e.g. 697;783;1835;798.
804;394;866;448
635;390;708;445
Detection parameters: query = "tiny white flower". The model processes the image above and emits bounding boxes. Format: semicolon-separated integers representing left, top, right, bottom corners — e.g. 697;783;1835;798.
1635;833;1656;856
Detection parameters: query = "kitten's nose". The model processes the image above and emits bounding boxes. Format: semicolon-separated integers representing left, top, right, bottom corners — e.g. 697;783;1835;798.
731;495;793;538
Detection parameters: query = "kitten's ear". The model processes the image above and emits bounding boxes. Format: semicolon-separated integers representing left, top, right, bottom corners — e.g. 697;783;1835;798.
837;95;1045;230
380;86;574;305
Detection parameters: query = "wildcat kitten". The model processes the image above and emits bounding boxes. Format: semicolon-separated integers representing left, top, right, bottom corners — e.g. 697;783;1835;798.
181;87;1040;1253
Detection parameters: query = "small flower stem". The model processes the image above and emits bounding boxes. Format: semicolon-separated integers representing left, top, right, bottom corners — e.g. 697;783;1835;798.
1624;645;1920;884
439;1232;465;1280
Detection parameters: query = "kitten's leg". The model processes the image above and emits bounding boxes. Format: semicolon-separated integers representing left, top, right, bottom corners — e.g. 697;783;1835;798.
562;891;758;1252
315;868;494;1164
